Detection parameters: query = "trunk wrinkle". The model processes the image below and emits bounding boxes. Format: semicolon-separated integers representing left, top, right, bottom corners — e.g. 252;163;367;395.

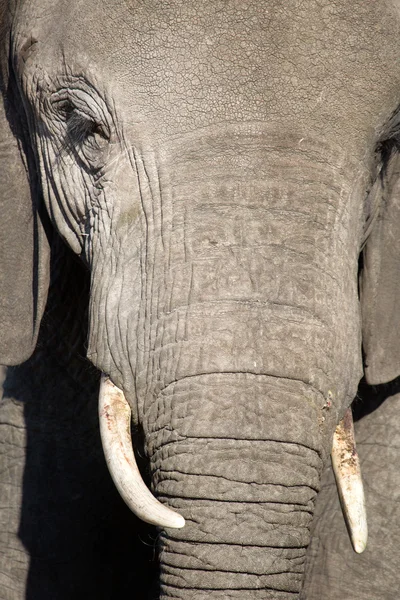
158;372;325;402
151;435;324;457
157;299;328;326
158;496;316;508
161;540;311;550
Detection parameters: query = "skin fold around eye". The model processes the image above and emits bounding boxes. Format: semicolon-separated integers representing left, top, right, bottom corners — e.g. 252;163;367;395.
50;87;111;147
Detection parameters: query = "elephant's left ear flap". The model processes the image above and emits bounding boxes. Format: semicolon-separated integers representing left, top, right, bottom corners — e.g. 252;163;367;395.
361;151;400;385
0;79;50;365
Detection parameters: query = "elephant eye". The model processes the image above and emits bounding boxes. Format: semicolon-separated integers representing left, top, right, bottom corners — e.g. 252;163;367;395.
67;110;108;148
61;102;108;146
51;94;110;156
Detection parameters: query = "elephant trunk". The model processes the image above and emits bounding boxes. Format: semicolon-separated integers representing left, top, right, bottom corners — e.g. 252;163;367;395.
91;128;366;596
146;374;323;599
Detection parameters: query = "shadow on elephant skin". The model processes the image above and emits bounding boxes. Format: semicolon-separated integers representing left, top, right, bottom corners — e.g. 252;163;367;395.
1;240;159;600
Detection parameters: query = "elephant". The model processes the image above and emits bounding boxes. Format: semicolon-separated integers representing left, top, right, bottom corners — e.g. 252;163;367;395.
1;0;400;598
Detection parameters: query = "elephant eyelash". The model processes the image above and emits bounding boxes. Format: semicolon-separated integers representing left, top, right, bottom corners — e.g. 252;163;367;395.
377;107;400;167
65;109;108;147
51;96;109;151
378;136;400;171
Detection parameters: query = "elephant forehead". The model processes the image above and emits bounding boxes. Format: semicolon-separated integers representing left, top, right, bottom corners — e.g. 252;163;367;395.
16;0;400;146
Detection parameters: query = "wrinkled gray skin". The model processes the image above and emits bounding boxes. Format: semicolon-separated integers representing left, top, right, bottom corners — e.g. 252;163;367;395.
2;1;400;599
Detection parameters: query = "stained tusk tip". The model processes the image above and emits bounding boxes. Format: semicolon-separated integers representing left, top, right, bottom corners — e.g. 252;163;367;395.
99;373;185;529
331;407;368;554
353;537;368;555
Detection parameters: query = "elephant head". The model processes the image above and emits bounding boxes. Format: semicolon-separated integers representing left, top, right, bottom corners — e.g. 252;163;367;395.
1;0;400;597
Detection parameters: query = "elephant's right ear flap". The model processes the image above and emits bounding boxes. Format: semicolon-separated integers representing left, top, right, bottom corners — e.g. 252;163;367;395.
361;150;400;385
0;71;50;365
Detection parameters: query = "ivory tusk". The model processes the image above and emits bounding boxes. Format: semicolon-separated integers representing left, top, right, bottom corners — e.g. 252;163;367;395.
331;408;368;554
98;374;185;529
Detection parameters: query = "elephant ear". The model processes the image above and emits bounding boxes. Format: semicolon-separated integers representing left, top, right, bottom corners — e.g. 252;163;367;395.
361;148;400;385
0;11;50;365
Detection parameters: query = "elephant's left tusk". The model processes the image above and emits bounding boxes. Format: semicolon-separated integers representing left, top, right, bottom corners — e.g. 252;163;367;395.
98;374;185;529
331;408;368;554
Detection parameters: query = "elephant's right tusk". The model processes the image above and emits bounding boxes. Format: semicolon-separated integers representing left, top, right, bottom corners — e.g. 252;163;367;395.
98;374;185;529
331;408;368;554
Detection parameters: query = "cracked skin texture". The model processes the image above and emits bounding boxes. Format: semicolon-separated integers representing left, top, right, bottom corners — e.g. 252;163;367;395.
1;1;400;599
15;0;400;148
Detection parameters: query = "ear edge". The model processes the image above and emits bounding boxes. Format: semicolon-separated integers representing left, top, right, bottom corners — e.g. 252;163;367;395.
0;50;50;366
361;151;400;386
